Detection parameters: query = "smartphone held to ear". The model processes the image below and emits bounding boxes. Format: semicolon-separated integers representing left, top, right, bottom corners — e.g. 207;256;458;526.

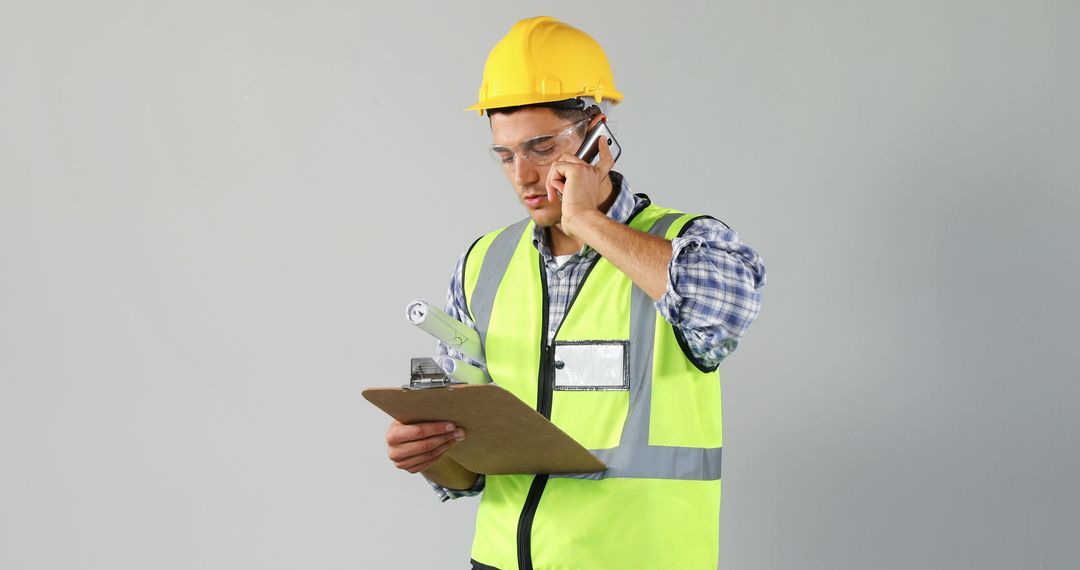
575;120;622;165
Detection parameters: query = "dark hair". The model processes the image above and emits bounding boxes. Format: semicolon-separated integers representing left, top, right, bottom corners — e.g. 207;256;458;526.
486;99;601;125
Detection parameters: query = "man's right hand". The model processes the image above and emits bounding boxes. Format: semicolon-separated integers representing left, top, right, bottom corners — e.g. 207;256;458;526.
385;420;466;474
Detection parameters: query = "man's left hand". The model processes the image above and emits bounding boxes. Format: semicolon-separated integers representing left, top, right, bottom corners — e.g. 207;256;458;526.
545;134;615;237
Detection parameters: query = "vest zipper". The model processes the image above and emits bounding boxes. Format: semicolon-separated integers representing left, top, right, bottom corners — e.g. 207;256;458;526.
515;202;650;569
517;254;552;570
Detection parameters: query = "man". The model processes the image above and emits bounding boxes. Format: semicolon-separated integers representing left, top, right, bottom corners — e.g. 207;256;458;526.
385;16;766;570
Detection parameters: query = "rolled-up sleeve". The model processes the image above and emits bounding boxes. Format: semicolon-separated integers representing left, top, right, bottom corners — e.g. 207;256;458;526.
429;472;487;502
655;218;767;369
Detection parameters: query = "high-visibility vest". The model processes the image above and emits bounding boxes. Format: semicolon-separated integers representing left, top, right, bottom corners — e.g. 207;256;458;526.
462;199;724;570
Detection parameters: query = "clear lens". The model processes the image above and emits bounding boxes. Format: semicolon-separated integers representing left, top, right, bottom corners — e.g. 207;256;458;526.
488;118;589;169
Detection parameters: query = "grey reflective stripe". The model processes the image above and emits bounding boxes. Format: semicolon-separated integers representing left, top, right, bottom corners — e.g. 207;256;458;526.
620;212;682;447
470;217;531;348
553;212;724;482
556;445;722;481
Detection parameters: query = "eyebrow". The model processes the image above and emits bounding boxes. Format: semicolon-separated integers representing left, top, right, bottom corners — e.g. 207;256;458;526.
521;135;555;149
490;134;557;152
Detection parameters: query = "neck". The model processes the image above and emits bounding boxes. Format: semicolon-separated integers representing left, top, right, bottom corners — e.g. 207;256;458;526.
550;174;617;255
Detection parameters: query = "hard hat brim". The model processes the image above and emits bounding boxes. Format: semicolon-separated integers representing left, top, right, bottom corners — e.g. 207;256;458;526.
465;91;623;114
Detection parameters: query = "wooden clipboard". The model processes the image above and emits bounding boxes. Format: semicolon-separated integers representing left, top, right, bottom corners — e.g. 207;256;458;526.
363;383;606;475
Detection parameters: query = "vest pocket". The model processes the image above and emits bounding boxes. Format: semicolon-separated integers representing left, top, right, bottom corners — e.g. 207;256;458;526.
549;340;632;449
551;340;629;391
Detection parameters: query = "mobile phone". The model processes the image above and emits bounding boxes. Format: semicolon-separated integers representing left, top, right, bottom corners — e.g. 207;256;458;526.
575;120;622;165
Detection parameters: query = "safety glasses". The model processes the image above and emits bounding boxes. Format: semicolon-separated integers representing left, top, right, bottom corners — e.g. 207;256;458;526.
488;118;591;169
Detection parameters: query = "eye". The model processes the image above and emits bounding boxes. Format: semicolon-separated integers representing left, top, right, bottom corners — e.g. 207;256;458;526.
491;149;514;163
531;146;555;156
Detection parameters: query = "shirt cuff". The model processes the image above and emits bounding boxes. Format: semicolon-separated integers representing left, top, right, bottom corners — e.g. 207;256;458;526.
429;474;486;502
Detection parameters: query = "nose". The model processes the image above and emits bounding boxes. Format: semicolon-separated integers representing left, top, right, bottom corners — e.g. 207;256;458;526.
512;155;539;186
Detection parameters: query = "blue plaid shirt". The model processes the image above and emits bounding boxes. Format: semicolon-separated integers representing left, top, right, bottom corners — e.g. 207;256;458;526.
430;171;767;500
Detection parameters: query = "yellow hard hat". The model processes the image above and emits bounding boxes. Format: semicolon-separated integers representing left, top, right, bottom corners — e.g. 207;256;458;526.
467;16;624;115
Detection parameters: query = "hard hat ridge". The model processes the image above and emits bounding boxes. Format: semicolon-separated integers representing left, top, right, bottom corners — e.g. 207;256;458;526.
466;16;624;115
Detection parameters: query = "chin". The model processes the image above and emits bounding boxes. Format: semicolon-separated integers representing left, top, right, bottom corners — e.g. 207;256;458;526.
528;208;561;228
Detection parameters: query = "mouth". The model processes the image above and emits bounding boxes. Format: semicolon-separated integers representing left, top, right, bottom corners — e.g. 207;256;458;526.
522;194;547;208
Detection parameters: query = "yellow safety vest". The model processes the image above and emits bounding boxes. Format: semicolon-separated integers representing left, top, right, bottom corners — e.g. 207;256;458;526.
463;199;724;570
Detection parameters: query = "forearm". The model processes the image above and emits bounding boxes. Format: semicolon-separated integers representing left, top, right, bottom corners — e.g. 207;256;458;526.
422;455;480;491
568;210;672;301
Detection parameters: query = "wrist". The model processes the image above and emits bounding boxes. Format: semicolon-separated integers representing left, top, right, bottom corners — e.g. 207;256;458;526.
562;208;608;241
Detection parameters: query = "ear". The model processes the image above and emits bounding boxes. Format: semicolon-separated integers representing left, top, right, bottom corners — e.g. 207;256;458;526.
590;114;607;128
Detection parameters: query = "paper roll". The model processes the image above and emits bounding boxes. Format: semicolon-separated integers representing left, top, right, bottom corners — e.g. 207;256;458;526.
405;299;486;364
438;356;491;385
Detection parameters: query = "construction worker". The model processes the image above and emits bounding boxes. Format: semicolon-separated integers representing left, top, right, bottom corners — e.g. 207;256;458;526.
384;16;766;569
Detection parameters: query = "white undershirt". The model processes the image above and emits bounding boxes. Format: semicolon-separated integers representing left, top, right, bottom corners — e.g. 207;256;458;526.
554;254;574;268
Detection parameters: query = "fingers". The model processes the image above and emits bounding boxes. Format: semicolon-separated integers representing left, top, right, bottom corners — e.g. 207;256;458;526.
546;166;566;202
386;420;456;446
556;151;587;165
595;135;615;175
545;148;610;204
403;447;453;474
393;437;460;474
389;427;465;460
547;151;584;199
386;420;468;474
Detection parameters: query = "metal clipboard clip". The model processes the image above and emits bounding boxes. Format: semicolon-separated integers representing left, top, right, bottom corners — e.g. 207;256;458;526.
404;357;462;390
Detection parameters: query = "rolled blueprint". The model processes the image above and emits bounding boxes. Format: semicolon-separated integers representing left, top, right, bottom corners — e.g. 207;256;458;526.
405;299;485;364
438;356;491;385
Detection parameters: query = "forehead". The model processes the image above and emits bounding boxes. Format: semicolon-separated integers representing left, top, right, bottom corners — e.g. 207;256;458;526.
489;107;567;146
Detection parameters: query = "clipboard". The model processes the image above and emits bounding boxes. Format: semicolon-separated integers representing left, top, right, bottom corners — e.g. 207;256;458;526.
363;383;606;475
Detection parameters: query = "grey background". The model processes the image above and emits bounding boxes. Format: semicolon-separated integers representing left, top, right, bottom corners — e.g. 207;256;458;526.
2;1;1077;568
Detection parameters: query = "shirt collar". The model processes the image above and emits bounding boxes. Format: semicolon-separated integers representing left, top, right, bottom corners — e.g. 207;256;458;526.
531;170;640;261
